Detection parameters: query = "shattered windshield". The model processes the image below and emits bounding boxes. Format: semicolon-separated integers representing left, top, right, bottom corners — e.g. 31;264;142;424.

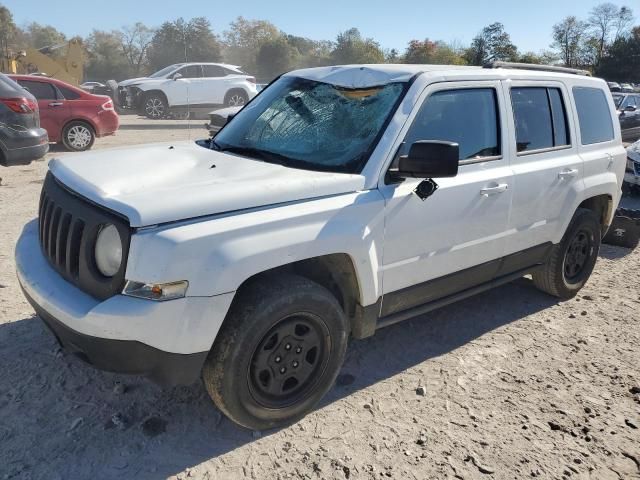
149;64;184;78
213;76;406;173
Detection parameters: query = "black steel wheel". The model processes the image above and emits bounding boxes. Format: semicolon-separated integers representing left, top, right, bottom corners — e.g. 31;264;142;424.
202;274;349;430
533;208;601;299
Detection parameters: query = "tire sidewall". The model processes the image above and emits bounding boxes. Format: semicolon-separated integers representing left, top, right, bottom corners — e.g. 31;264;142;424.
62;121;95;151
208;278;349;430
555;210;601;297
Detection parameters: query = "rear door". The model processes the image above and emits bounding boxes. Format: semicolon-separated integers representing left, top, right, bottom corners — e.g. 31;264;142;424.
502;81;582;253
202;65;228;105
379;81;513;317
17;79;71;142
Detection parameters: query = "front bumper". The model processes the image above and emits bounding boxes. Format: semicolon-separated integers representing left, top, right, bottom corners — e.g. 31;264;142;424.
15;220;235;385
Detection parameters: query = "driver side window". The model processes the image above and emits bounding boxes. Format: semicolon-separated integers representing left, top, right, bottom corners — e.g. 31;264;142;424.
402;88;501;162
177;65;202;79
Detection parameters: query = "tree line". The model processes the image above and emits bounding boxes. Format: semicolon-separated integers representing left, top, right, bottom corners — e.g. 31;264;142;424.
0;3;637;83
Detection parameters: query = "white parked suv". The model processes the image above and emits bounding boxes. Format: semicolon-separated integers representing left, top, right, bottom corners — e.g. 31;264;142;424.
16;63;626;430
118;62;258;119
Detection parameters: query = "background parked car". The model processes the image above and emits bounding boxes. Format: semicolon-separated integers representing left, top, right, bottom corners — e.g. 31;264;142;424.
10;75;119;151
608;81;621;92
625;139;640;195
117;63;258;119
612;92;640;142
0;73;48;166
79;81;105;92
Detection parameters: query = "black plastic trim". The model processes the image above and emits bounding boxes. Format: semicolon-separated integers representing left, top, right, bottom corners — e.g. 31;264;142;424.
23;287;206;386
378;242;552;323
39;172;131;301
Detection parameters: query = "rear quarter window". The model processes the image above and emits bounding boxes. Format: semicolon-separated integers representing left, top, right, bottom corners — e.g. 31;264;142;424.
58;85;81;100
572;87;615;145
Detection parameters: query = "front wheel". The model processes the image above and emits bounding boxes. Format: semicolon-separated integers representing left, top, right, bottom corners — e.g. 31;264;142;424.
62;121;95;151
143;93;167;119
202;274;349;430
532;208;601;299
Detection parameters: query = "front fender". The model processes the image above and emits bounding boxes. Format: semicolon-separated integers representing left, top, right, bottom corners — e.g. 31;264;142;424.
125;190;386;306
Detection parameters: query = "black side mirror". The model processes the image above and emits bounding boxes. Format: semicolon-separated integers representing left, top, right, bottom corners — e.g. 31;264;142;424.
624;105;637;112
397;141;459;178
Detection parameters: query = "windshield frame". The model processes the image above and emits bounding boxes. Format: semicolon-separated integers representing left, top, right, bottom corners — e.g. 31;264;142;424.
212;75;412;174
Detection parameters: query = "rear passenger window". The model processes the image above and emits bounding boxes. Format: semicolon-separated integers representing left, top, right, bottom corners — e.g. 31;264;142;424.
404;88;500;161
17;80;57;100
511;87;570;153
573;87;614;145
58;86;81;100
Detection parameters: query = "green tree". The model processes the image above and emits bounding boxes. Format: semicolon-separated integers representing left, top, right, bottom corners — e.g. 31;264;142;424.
84;29;131;81
21;22;66;49
464;22;518;65
147;17;222;72
255;36;297;80
0;4;16;57
331;28;384;65
223;17;280;73
596;25;640;82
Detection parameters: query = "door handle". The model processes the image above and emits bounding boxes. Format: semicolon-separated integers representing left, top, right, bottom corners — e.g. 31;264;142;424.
48;102;63;107
480;183;508;196
558;168;578;179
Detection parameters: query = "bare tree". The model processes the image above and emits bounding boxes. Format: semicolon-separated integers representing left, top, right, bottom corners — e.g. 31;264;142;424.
614;6;634;40
588;3;633;65
120;22;154;76
552;16;589;68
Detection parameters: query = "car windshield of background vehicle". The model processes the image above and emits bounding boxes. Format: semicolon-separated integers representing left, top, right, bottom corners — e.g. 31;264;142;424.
213;76;406;173
612;94;624;108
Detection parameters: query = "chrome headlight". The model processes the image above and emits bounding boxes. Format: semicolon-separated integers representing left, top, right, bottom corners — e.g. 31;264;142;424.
95;224;123;277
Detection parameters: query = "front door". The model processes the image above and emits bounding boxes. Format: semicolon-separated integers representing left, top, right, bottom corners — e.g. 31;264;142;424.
379;81;513;317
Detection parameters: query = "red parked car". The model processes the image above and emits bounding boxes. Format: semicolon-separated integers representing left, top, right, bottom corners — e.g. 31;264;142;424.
10;75;119;151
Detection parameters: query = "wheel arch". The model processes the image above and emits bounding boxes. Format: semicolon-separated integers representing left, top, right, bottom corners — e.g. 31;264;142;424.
578;194;614;236
226;253;375;339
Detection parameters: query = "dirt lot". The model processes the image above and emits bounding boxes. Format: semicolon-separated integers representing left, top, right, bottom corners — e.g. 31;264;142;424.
0;116;639;480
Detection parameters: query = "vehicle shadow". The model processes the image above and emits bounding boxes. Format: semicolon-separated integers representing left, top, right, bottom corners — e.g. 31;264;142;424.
599;243;634;259
0;277;557;479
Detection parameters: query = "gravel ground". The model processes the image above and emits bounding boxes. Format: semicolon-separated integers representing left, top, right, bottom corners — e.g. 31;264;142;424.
0;117;639;480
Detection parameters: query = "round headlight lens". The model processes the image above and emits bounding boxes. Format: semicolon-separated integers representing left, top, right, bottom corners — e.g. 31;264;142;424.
95;224;122;277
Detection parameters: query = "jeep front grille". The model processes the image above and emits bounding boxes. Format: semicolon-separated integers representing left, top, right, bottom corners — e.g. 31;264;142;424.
38;172;131;300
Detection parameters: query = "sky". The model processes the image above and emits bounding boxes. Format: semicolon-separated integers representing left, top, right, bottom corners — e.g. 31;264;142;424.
5;0;636;53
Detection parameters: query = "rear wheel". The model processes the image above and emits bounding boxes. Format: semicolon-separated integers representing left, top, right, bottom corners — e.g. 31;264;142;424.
202;274;349;430
533;208;601;299
143;93;167;119
62;121;95;152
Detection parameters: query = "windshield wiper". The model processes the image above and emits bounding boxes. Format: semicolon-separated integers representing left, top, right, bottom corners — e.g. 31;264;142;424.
218;145;293;166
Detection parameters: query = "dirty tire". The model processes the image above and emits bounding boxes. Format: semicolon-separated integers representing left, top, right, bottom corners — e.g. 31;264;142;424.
224;89;248;107
62;121;95;152
533;208;601;299
202;274;349;430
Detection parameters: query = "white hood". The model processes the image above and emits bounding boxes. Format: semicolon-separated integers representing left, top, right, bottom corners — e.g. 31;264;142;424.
118;77;157;87
48;142;365;227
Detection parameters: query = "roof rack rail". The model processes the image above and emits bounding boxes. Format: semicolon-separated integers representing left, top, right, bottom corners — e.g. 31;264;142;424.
483;61;591;76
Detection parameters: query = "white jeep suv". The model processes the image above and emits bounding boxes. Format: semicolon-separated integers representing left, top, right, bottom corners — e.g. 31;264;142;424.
118;62;258;119
16;63;626;430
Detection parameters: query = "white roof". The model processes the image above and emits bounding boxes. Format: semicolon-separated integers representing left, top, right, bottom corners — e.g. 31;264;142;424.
286;64;604;89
